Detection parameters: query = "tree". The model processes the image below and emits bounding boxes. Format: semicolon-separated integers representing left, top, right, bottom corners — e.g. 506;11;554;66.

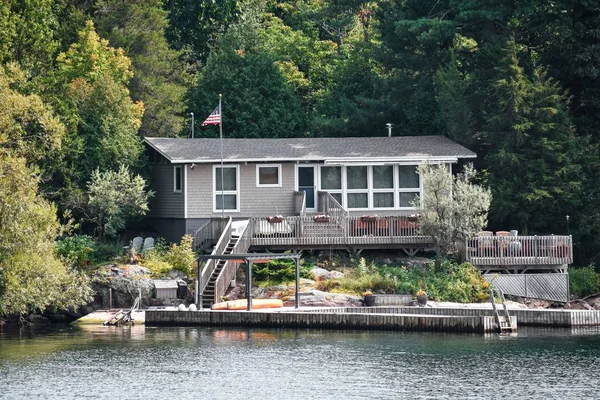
81;166;154;240
93;0;187;137
0;154;94;319
188;2;305;138
54;21;144;191
416;163;491;269
0;63;65;176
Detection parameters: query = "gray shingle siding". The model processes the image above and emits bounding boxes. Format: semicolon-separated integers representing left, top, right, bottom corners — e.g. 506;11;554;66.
186;163;295;218
148;164;184;218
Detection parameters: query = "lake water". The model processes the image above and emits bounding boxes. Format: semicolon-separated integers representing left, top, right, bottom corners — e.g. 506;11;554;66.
1;325;600;399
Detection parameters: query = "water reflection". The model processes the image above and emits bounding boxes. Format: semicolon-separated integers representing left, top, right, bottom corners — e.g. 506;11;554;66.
1;325;600;399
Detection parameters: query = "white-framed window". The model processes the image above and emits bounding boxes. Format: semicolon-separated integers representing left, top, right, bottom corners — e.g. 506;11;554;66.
398;165;420;208
213;165;240;212
372;165;395;209
256;164;282;187
173;165;182;193
346;165;369;209
319;166;342;205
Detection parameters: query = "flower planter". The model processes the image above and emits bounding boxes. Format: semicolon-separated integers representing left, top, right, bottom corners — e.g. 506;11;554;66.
417;294;428;307
266;216;283;223
313;215;331;223
360;216;377;223
363;295;376;307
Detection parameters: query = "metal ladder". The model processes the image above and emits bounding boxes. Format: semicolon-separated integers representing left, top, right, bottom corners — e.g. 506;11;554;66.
489;288;514;334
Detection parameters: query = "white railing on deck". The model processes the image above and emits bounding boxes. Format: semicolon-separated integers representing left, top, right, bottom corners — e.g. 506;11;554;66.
250;215;428;246
199;217;232;295
466;235;573;266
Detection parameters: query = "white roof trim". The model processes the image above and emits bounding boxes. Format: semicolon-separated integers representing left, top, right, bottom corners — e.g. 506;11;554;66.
167;155;473;165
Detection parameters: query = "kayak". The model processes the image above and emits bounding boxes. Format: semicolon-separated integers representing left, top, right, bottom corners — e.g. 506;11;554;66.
211;299;284;310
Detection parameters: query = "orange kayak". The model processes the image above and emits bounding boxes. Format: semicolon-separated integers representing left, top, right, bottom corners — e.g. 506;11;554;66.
211;299;284;310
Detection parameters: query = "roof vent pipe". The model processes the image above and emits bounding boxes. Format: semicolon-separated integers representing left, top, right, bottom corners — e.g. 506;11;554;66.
386;123;392;137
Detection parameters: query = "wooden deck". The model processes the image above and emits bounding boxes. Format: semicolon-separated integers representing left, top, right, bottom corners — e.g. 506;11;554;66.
466;235;572;272
249;215;433;252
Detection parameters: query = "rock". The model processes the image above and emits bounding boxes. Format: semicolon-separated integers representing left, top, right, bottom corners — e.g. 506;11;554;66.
310;267;344;280
167;269;187;280
92;264;155;308
564;301;589;310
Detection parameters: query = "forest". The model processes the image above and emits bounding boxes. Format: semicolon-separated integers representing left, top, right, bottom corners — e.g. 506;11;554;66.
1;0;600;315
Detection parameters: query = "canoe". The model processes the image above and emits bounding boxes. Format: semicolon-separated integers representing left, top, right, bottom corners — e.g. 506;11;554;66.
211;299;284;310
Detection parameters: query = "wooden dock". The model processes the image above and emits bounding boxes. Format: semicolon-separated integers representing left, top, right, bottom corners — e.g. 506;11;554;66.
145;309;512;333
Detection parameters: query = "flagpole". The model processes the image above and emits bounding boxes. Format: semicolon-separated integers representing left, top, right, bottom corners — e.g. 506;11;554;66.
219;94;224;219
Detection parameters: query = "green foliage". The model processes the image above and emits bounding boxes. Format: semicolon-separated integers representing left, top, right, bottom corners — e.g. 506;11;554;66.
141;235;196;276
0;155;94;317
56;235;96;268
162;235;196;276
569;267;598;298
54;21;144;190
92;0;187;138
252;257;312;283
70;165;154;240
417;163;491;267
93;241;125;264
335;258;489;303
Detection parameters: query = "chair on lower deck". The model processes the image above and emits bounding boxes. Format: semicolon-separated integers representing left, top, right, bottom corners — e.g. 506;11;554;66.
477;231;494;257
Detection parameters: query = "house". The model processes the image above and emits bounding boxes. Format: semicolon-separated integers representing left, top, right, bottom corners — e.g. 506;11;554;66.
144;135;573;307
144;135;476;243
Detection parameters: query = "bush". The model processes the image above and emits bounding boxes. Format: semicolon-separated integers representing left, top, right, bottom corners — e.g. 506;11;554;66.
139;235;196;277
569;267;598;297
56;235;96;268
252;257;312;283
94;241;125;263
163;235;195;276
334;258;489;303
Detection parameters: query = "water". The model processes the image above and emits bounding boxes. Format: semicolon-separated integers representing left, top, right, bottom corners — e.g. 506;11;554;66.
2;325;600;399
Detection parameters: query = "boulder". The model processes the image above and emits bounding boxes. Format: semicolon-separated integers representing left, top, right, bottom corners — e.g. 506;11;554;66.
310;267;344;280
92;264;154;308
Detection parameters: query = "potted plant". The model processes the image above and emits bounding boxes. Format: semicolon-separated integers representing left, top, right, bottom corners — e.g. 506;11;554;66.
363;291;375;307
416;289;428;307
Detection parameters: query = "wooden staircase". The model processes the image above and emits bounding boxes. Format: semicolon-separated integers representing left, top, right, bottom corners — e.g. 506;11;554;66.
202;235;239;309
490;288;514;334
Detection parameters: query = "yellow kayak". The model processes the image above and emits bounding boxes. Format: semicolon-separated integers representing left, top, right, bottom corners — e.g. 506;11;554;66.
211;299;284;310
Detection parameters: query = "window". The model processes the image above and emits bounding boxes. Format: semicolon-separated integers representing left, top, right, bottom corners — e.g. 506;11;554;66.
346;166;368;209
320;166;342;205
173;166;182;193
213;165;239;212
398;165;420;208
372;165;394;208
256;164;281;187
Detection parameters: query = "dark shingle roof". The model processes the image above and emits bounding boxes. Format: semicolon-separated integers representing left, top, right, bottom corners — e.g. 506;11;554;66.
144;136;476;163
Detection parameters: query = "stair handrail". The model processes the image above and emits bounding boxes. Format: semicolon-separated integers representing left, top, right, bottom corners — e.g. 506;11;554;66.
318;191;348;220
213;220;253;304
192;219;213;249
294;191;307;217
199;217;232;295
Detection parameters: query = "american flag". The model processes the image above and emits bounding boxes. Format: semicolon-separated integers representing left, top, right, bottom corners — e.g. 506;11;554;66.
201;105;221;126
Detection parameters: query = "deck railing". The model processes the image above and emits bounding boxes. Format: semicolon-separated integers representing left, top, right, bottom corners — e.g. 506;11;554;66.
318;191;349;220
250;215;428;247
192;220;213;249
199;217;232;296
466;235;573;266
294;191;307;217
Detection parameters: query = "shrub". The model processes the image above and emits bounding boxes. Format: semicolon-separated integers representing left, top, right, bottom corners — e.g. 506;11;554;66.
569;267;598;298
252;256;312;283
163;235;195;276
56;235;96;268
94;241;125;263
